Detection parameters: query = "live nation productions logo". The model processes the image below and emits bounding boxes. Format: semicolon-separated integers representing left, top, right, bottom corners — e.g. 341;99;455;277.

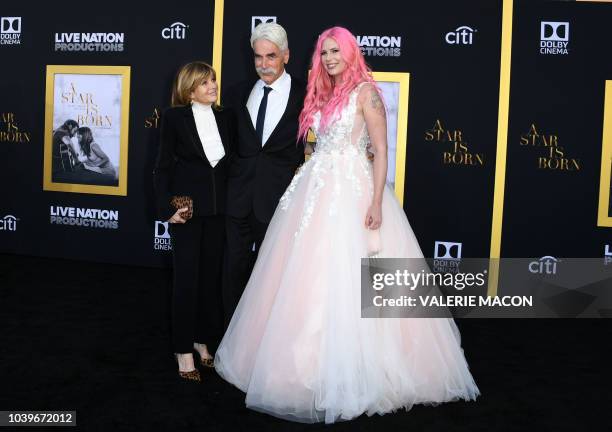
1;17;21;45
145;108;160;129
54;32;125;52
50;206;119;229
433;241;463;273
1;112;31;143
154;221;172;251
445;26;477;45
425;120;484;167
356;35;401;57
519;124;580;171
161;22;188;40
540;21;570;55
0;215;18;231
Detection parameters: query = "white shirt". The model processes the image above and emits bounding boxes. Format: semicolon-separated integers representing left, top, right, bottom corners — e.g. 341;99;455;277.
191;101;225;167
246;69;291;146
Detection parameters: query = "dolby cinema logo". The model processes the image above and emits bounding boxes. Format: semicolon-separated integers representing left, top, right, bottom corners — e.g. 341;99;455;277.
434;241;462;260
154;221;172;251
540;21;569;55
0;17;21;45
433;241;462;273
252;16;276;32
161;22;188;40
356;35;401;57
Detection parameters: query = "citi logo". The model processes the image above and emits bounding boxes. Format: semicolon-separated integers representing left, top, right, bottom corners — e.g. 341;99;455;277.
1;17;21;33
161;22;188;40
445;26;476;45
0;215;18;231
541;22;569;42
251;16;276;32
434;241;462;260
528;256;559;274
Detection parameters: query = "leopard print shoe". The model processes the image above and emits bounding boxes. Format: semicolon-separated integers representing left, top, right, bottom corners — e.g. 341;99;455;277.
178;369;201;382
200;357;215;368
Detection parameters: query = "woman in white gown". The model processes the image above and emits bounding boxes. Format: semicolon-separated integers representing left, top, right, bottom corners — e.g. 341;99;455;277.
214;26;480;423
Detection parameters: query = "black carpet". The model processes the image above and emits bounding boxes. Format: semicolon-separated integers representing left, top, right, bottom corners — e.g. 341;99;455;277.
0;253;609;432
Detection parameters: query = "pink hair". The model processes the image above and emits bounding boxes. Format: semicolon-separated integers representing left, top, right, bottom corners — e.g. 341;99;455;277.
298;26;380;143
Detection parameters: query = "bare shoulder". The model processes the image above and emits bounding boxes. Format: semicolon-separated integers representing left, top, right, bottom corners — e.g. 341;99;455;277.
357;82;376;102
357;82;385;118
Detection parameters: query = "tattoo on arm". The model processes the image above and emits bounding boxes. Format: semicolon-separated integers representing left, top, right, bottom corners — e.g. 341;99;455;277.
369;89;386;118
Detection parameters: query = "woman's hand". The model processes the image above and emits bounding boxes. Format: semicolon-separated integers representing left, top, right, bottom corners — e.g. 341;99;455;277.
168;207;188;224
365;203;382;230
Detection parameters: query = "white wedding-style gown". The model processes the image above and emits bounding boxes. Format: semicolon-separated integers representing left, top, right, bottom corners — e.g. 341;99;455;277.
214;83;480;423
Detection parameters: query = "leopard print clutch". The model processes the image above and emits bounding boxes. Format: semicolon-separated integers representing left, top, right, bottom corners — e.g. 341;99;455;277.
170;195;193;220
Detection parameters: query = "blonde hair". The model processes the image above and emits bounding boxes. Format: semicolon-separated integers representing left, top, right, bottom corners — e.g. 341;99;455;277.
171;61;219;108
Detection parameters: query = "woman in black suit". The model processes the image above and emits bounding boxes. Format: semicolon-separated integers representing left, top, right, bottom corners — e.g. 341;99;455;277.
153;61;233;382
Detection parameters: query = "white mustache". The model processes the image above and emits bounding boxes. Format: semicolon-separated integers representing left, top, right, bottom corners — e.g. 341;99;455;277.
256;67;276;75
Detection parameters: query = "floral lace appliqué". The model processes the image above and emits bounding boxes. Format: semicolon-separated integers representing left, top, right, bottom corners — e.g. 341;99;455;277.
279;83;373;239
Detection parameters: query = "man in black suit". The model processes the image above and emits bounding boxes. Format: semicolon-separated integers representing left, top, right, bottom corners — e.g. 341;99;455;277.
223;22;305;323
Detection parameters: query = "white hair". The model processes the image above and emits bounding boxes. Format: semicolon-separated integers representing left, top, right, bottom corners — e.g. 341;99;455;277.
250;22;289;52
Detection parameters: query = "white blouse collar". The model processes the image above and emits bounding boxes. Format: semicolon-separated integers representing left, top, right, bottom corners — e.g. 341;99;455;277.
192;101;213;113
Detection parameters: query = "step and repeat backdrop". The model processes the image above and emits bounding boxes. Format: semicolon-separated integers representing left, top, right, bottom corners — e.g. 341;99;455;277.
1;0;611;269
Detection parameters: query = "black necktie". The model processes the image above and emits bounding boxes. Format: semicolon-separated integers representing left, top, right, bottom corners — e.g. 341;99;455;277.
255;86;272;144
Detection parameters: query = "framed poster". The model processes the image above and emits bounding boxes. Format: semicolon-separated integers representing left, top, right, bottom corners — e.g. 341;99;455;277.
43;65;130;195
598;80;612;227
372;71;410;204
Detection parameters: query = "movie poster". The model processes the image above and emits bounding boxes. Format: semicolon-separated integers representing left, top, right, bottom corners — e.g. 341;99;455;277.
43;65;130;195
374;72;410;203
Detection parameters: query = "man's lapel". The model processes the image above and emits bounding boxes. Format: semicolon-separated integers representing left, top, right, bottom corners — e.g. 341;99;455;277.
263;78;299;148
241;80;260;145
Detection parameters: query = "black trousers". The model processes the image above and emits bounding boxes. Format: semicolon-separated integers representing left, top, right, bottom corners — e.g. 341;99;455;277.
223;212;268;327
169;215;224;354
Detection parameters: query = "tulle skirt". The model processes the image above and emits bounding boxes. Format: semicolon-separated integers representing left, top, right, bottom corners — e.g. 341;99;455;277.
215;151;480;423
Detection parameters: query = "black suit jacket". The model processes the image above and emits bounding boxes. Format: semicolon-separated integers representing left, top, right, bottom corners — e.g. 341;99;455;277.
224;77;306;223
153;104;235;221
